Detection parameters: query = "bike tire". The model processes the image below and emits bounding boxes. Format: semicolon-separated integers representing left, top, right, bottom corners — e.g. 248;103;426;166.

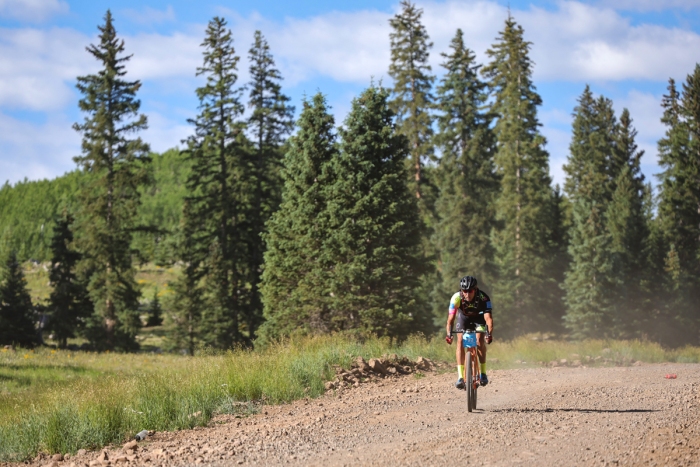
471;352;478;411
466;352;473;412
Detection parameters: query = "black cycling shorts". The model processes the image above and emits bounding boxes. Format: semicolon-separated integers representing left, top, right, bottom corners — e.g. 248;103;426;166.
455;312;488;333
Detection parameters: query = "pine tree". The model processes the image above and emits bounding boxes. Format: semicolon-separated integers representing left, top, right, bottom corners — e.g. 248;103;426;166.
168;201;204;355
562;191;615;339
46;214;92;348
481;16;557;336
605;109;650;337
258;93;338;343
561;88;621;338
656;70;700;344
431;29;498;318
246;30;294;339
325;86;431;338
0;251;36;347
180;17;251;348
562;88;615;337
72;10;149;351
388;0;435;199
146;288;163;327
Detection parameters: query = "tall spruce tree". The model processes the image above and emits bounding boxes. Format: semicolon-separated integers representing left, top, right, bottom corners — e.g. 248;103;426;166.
168;201;204;355
325;86;431;338
388;0;435;199
606;109;650;337
180;17;251;349
431;29;498;318
562;88;619;338
258;94;338;343
562;89;613;336
73;10;149;351
481;16;558;336
46;214;92;348
0;251;36;347
146;288;163;327
562;88;649;338
656;71;700;344
246;30;294;339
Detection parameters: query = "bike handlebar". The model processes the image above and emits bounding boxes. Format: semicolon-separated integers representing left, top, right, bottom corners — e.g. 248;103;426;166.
449;329;489;336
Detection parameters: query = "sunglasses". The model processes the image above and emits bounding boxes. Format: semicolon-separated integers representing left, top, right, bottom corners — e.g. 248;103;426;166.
461;288;475;293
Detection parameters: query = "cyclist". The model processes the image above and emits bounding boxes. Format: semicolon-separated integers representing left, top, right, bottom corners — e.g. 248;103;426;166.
445;275;493;389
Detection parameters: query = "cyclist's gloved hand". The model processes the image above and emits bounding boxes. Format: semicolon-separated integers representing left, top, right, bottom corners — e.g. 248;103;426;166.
486;333;493;344
445;335;453;345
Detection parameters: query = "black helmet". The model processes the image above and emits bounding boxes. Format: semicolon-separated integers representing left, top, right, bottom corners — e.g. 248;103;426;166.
460;275;477;291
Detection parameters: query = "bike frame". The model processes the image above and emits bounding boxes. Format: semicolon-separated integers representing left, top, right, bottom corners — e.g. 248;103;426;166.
452;328;487;412
463;331;480;385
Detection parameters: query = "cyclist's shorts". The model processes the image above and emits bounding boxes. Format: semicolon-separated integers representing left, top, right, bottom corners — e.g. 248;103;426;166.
456;313;487;333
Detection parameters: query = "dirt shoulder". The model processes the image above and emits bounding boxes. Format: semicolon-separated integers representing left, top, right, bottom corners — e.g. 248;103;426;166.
28;363;700;467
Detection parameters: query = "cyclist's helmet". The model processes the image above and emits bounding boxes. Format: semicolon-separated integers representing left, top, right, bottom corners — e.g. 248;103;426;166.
460;275;478;291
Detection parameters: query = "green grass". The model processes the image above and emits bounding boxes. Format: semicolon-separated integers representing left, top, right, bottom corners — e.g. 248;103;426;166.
1;335;699;462
23;261;180;307
23;262;52;302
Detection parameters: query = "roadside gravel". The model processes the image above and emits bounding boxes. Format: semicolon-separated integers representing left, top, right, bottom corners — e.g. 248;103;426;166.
26;363;700;467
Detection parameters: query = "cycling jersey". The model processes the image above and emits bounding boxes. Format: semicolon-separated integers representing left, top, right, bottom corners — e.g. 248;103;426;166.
449;289;492;332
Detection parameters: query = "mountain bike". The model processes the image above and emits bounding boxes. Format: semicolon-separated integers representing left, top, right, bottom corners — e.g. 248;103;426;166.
451;326;489;412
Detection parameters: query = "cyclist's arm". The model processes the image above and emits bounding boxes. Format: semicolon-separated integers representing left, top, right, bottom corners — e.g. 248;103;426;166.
446;295;459;335
446;311;456;336
484;297;493;335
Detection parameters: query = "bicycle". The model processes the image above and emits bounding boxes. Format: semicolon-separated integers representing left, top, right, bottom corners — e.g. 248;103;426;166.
450;326;489;412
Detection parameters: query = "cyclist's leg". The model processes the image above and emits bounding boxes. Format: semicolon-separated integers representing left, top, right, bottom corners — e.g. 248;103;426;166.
476;323;487;364
456;332;465;365
455;314;467;388
475;322;489;385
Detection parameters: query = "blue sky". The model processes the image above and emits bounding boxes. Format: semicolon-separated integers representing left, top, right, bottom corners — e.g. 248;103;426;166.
2;0;700;189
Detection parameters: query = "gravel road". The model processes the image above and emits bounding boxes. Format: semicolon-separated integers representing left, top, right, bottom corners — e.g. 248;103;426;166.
32;363;700;467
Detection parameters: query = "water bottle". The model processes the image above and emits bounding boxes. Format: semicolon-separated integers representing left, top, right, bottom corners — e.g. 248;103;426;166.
135;430;149;441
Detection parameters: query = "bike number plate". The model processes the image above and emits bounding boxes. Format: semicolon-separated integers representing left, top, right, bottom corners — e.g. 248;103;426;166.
463;332;477;348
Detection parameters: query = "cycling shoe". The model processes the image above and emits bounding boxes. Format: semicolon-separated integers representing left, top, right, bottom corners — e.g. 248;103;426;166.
480;374;489;386
455;378;465;390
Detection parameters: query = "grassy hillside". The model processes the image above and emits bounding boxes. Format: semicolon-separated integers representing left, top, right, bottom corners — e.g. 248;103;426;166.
0;149;189;263
0;171;85;261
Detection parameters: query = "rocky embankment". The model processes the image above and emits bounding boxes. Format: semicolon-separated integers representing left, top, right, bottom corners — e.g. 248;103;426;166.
324;355;437;391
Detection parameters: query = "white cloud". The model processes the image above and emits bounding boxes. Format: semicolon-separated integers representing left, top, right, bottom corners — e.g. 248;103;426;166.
417;1;700;82
0;26;205;111
0;111;79;184
266;10;390;85
122;5;176;25
598;0;700;11
144;111;190;153
127;30;202;81
237;0;700;84
0;0;67;22
0;27;94;110
519;2;700;81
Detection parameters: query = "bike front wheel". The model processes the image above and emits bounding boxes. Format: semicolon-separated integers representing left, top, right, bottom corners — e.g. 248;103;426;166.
466;349;475;412
471;351;478;410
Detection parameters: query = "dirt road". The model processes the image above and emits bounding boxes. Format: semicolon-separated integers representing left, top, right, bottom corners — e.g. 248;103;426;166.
43;363;699;467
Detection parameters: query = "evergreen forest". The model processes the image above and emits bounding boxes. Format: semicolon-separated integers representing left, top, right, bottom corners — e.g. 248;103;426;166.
1;4;699;352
